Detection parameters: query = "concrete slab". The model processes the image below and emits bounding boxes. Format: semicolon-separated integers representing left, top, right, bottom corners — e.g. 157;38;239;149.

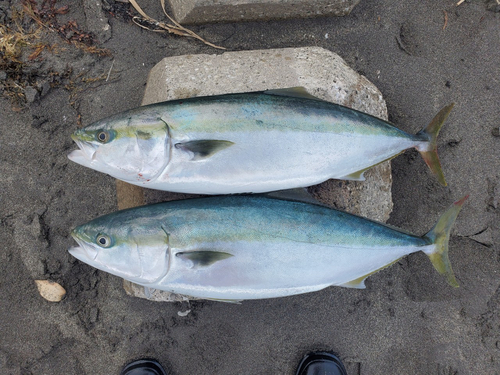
168;0;361;24
141;46;392;221
125;46;393;301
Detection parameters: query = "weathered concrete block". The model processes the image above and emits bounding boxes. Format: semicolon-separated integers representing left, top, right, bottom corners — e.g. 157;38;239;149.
126;46;392;301
168;0;361;24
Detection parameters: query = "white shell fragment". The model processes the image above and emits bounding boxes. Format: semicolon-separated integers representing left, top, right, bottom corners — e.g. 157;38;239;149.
35;280;66;302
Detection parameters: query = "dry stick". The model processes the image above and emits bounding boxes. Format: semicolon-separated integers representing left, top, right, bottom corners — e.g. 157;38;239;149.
129;0;225;50
106;59;114;82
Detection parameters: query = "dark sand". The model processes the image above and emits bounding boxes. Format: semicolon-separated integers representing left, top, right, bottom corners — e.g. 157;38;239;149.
0;0;499;373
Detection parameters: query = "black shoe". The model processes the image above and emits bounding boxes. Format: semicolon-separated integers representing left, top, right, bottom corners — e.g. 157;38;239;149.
295;351;347;375
120;359;167;375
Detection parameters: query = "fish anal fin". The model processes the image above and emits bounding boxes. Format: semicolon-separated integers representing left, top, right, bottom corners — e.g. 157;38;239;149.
341;275;367;289
341;169;368;181
143;286;154;298
204;298;242;304
339;151;404;181
176;250;233;267
264;87;323;101
175;140;234;161
340;258;402;289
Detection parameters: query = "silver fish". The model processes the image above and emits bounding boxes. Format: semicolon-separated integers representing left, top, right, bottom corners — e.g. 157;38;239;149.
68;88;453;194
69;195;466;302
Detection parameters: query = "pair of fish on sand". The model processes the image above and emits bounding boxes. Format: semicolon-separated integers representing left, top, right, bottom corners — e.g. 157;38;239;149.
68;88;466;302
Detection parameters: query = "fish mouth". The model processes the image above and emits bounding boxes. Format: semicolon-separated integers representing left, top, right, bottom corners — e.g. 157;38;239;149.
69;231;99;262
68;136;97;165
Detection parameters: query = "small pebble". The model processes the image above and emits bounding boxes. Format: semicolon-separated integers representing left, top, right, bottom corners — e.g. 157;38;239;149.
492;127;500;137
24;86;38;103
40;81;51;98
35;280;66;302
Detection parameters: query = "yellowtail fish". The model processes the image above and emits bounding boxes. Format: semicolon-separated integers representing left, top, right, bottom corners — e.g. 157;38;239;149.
69;195;467;302
68;89;453;194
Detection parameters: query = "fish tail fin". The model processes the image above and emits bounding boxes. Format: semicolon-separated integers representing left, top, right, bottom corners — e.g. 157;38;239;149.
415;104;455;187
422;195;468;287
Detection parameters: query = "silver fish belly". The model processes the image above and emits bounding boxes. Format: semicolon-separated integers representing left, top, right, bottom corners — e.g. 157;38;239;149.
68;90;453;194
69;196;466;302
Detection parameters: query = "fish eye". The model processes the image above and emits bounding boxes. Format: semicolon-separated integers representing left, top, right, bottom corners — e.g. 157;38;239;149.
96;233;112;248
96;131;110;143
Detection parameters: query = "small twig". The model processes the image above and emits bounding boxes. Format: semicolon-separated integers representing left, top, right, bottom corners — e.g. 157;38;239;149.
443;10;448;30
456;0;465;5
160;0;190;32
21;1;47;28
128;0;225;50
128;0;149;19
106;59;114;82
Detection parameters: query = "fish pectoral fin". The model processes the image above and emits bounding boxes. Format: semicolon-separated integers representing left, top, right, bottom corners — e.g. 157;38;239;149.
175;140;234;161
176;250;233;267
264;87;323;101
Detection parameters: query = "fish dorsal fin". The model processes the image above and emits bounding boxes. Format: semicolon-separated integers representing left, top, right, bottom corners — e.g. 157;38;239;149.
176;250;233;267
175;140;234;161
266;188;328;207
264;87;323;101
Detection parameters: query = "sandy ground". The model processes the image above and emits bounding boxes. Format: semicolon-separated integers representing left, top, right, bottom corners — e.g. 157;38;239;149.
0;0;499;374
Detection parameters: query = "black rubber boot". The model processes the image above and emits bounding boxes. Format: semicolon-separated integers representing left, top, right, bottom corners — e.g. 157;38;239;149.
295;351;348;375
120;359;167;375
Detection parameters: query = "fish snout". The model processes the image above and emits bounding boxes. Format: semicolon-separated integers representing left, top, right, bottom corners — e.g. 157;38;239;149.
68;136;97;164
69;228;99;262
